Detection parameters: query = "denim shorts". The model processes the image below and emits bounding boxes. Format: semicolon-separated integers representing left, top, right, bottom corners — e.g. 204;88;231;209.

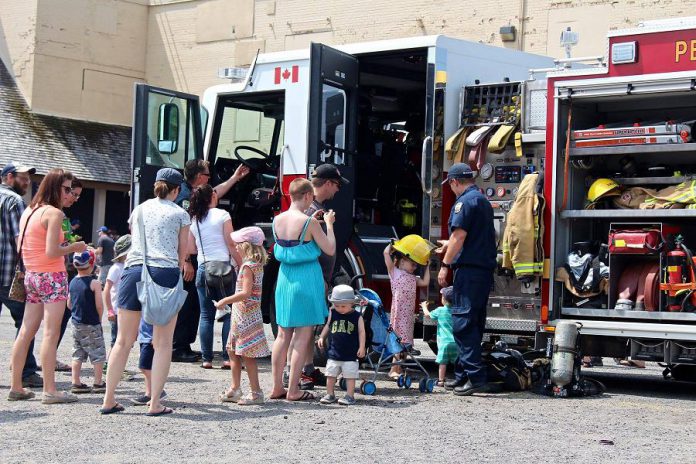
117;265;181;311
139;342;154;370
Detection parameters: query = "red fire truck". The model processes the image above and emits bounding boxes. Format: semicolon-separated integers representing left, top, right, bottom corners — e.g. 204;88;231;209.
538;17;696;369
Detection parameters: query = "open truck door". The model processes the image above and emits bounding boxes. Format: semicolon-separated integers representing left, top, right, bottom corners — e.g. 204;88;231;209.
131;84;204;208
307;43;359;274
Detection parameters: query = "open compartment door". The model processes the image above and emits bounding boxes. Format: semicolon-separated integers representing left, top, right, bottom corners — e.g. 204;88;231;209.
307;43;359;274
131;84;203;208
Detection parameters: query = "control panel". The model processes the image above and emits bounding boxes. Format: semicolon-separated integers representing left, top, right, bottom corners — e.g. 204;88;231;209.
475;144;545;201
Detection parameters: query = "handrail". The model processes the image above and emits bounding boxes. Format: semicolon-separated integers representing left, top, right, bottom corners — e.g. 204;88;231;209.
420;135;433;195
278;144;290;195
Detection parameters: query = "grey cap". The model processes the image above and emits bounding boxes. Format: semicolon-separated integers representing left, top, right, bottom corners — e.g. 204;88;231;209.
156;168;184;185
112;234;131;262
328;284;360;304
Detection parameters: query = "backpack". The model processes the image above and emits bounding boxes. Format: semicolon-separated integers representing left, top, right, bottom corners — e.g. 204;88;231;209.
484;348;532;392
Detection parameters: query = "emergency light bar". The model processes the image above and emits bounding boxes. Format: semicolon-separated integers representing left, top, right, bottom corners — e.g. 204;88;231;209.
611;41;637;64
218;67;248;80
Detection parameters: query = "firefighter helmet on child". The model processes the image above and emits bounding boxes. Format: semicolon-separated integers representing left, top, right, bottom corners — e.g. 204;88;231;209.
392;234;435;266
587;178;620;202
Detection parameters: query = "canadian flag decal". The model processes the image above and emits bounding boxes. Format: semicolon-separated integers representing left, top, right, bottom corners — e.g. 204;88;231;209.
274;65;299;84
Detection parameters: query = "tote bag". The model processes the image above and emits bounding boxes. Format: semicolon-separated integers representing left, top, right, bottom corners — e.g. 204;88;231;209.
134;206;188;326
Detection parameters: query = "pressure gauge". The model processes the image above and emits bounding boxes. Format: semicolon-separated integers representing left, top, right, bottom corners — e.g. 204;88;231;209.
480;163;494;180
485;187;495;198
512;187;519;197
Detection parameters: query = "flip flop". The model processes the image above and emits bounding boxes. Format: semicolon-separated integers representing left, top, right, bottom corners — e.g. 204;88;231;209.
146;406;174;417
286;391;316;402
99;403;125;415
269;391;287;400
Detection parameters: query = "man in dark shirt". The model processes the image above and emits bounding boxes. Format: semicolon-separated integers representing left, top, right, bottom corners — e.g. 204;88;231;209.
0;162;43;388
95;226;115;284
173;159;249;362
437;163;496;396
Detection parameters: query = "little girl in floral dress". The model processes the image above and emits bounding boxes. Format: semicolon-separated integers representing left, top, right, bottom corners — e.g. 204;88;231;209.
383;242;430;378
215;227;270;405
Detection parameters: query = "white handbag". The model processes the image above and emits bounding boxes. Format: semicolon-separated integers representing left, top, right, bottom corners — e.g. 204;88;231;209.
134;206;188;326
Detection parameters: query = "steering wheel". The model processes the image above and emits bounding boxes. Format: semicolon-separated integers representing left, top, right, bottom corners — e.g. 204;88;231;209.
234;145;278;171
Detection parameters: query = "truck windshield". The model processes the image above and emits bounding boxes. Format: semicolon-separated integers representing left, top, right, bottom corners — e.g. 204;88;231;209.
216;105;284;160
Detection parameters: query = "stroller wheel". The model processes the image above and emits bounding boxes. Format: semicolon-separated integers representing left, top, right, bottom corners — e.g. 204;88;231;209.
339;377;347;391
426;378;436;393
403;375;412;389
361;380;377;396
418;378;427;393
397;374;404;388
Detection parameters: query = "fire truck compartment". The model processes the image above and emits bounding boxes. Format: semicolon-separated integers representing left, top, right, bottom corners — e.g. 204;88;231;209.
551;82;696;328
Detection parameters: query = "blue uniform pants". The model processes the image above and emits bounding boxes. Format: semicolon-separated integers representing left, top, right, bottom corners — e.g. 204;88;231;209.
451;267;493;386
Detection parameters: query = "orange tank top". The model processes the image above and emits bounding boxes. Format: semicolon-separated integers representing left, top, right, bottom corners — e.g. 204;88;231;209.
20;205;66;273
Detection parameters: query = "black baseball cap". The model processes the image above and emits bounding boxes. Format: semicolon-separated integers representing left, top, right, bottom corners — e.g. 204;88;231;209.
1;163;36;177
312;164;350;185
442;163;474;184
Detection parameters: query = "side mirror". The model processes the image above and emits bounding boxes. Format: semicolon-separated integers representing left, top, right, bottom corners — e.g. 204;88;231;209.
158;103;179;154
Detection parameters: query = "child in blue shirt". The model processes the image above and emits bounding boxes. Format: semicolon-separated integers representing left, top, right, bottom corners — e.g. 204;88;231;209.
317;285;366;406
68;250;106;394
421;286;458;387
131;320;167;405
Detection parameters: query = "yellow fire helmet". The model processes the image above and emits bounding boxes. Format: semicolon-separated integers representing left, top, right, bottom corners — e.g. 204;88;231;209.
587;178;620;202
392;234;436;266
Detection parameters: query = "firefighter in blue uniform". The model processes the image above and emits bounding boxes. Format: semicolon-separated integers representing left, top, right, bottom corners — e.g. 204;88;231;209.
437;163;496;396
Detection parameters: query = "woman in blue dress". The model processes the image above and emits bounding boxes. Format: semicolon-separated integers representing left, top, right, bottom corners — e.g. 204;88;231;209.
270;178;335;401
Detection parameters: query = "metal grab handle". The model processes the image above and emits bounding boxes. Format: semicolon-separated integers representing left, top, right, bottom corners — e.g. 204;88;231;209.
279;144;290;195
420;135;433;195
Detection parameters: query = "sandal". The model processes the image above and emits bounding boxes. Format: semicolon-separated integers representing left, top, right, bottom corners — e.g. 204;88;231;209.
286;391;316;402
269;391;287;400
238;391;265;405
55;361;71;372
8;389;35;401
42;391;78;404
100;403;125;415
92;382;107;394
220;361;231;370
200;362;213;369
71;383;92;394
220;389;242;403
146;406;174;417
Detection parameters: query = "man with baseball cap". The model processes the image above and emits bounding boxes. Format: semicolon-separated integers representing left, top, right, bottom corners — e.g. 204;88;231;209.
95;226;115;286
0;162;43;388
437;162;496;396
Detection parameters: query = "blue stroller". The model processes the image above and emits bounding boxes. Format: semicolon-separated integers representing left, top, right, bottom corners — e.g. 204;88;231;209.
349;288;436;395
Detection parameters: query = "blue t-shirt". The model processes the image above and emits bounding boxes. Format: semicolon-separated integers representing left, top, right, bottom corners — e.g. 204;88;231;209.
69;276;100;325
448;185;497;270
327;308;362;361
174;181;192;210
138;319;153;344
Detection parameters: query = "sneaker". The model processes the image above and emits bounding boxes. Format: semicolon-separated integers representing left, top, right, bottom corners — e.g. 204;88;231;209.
319;394;337;404
220;388;242;403
71;383;92;394
42;391;79;404
338;395;356;405
282;369;290;388
146;390;168;406
299;374;315;391
22;373;43;388
309;368;327;387
215;305;231;322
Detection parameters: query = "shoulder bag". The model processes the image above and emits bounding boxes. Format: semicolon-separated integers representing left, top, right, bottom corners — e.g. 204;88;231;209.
135;206;188;326
9;206;42;302
196;218;235;297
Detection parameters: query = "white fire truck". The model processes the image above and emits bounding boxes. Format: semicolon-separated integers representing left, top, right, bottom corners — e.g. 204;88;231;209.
130;36;556;349
538;17;696;372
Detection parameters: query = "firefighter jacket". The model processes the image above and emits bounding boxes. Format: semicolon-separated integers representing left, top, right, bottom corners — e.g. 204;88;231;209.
502;172;545;279
612;181;696;210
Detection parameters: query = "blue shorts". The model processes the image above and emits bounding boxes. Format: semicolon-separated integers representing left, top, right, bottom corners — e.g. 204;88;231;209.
117;265;181;311
139;343;154;370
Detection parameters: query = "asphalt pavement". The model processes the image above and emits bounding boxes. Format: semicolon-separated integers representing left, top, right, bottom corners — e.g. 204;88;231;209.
1;309;696;463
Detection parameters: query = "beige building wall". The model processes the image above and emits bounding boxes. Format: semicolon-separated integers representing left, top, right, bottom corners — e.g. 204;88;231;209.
0;0;692;126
